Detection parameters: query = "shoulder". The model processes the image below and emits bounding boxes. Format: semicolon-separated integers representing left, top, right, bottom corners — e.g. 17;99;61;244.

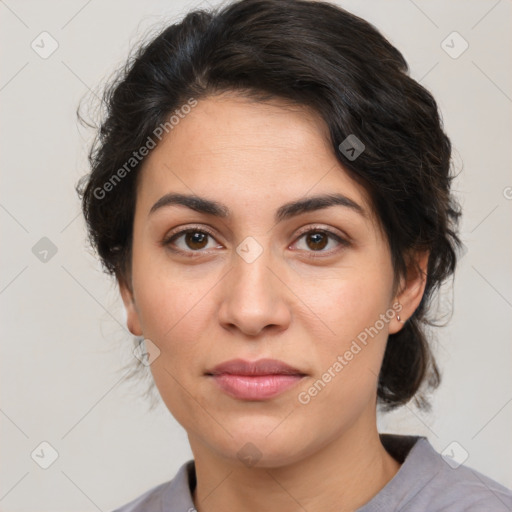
384;435;512;512
111;459;196;512
360;434;512;511
422;456;512;511
111;480;170;512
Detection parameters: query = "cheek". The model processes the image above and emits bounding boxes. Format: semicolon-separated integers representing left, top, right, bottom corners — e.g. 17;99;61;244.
135;277;209;346
130;250;217;361
131;263;215;427
293;264;393;406
295;321;388;426
296;262;393;344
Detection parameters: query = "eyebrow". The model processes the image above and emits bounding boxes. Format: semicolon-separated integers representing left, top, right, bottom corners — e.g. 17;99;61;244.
148;192;367;222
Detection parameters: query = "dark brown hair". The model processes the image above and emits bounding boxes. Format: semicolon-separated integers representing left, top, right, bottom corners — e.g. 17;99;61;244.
76;0;463;412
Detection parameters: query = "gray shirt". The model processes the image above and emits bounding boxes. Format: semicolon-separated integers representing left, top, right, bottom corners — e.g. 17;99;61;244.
112;434;512;511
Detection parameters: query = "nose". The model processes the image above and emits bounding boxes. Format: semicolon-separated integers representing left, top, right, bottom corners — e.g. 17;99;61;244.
218;244;291;337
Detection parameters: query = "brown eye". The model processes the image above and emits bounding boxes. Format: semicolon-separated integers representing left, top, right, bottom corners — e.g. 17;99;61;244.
293;228;349;256
305;232;329;251
163;228;220;254
183;231;209;250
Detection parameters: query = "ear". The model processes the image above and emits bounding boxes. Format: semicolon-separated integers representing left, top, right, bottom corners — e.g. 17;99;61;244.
388;250;429;335
118;276;143;336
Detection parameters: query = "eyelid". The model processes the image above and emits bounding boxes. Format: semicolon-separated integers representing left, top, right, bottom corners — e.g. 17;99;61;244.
162;224;219;249
165;224;217;239
293;224;349;242
290;225;351;257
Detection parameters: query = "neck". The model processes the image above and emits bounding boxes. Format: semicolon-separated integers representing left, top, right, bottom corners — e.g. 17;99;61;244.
189;409;401;512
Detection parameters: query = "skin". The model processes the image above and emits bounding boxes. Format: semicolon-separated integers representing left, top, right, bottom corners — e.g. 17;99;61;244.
119;92;429;512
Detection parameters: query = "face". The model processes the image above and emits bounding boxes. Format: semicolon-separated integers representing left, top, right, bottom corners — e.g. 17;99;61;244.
120;92;426;468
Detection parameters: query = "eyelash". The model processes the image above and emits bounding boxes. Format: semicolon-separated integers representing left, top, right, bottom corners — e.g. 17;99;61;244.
161;224;350;258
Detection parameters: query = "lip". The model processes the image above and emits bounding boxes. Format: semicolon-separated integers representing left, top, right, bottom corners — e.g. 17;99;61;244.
206;358;307;401
207;358;305;376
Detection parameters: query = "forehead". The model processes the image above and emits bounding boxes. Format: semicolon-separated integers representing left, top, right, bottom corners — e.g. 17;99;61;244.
136;92;378;226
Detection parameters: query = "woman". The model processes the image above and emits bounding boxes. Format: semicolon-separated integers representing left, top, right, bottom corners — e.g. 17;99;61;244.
77;0;512;510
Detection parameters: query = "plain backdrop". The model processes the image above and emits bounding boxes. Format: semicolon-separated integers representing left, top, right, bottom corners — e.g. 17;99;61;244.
1;0;511;510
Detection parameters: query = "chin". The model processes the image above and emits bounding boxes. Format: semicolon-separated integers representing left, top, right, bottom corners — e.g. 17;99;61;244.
209;425;314;469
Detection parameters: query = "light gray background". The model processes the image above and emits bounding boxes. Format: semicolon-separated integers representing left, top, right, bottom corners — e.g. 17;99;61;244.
1;0;511;510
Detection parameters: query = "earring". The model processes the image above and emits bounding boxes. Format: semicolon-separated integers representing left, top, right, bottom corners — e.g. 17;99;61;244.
396;302;405;323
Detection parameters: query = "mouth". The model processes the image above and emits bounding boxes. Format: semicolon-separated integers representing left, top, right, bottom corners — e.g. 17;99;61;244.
205;358;307;401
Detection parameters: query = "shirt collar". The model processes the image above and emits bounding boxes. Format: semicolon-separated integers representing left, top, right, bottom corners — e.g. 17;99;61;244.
161;434;434;511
